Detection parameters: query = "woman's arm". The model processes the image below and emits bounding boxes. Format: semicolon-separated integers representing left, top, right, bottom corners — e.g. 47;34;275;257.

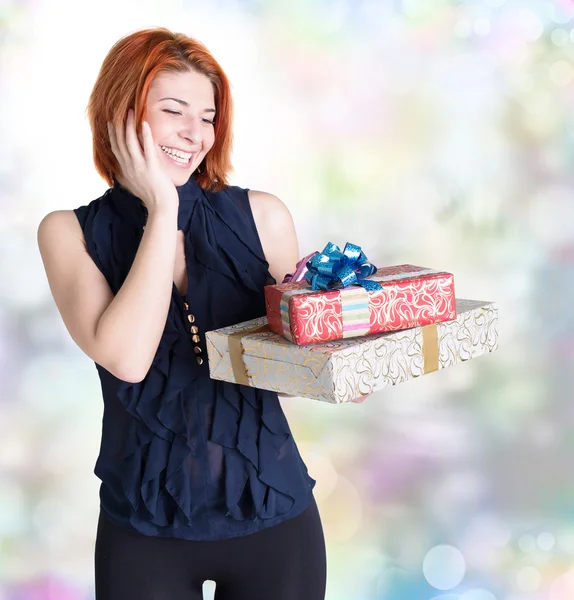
37;204;178;383
248;190;298;401
37;111;185;383
247;190;370;404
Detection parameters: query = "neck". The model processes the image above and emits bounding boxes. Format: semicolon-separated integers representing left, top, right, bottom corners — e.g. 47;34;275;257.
111;174;205;232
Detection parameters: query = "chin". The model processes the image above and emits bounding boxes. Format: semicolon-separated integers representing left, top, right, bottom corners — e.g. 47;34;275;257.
169;167;196;187
162;154;201;187
172;174;191;187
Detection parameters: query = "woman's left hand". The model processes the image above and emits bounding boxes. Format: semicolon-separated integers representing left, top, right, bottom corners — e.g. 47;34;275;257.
350;393;372;403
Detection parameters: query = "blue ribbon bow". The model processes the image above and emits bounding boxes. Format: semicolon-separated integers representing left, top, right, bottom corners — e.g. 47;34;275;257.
304;242;382;292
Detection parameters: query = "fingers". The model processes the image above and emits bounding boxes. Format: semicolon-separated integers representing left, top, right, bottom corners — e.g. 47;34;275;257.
108;109;148;181
124;109;145;167
107;116;127;171
140;120;158;168
113;112;129;163
107;119;126;179
107;121;119;161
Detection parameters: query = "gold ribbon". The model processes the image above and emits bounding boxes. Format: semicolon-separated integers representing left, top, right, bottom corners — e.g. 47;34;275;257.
421;323;439;374
227;324;269;385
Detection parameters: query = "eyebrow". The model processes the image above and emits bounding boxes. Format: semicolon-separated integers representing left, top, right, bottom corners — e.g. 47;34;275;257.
159;97;216;113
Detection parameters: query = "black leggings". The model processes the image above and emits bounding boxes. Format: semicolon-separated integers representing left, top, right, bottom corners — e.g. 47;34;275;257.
95;496;327;600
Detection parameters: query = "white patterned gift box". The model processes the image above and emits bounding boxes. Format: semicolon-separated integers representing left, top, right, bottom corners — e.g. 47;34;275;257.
205;299;498;404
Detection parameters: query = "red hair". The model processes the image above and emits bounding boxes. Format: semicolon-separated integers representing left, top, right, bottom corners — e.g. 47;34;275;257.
86;27;233;192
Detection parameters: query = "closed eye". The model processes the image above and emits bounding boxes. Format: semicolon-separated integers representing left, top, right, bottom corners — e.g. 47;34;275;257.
162;109;215;124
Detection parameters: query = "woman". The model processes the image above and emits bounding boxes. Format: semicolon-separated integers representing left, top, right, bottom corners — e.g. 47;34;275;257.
38;26;366;600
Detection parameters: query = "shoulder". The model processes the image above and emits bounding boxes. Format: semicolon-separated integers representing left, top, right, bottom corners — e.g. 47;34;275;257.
245;189;299;284
37;210;91;276
38;209;75;228
38;210;84;245
246;189;294;230
38;192;110;251
218;185;295;238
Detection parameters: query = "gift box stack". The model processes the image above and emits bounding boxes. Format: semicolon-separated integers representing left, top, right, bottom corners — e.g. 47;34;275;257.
206;242;498;404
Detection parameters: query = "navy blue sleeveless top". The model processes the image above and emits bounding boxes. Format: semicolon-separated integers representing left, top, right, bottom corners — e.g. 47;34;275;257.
73;174;316;541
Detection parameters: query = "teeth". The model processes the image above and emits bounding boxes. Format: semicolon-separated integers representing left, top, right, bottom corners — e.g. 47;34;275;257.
160;145;193;161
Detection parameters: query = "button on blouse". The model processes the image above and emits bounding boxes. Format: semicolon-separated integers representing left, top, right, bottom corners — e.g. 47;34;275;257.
181;292;204;366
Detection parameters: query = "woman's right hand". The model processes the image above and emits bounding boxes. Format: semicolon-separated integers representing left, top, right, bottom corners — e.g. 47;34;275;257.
107;109;179;214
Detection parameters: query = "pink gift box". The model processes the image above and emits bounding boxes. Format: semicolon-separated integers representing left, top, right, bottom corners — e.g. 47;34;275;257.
266;264;456;345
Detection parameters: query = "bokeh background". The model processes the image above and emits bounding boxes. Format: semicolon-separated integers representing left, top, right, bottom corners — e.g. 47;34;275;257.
1;0;573;598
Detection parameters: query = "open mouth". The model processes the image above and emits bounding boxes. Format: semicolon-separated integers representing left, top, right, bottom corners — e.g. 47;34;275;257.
160;145;194;167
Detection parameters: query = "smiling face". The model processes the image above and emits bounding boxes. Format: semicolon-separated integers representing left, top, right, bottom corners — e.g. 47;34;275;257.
144;69;216;186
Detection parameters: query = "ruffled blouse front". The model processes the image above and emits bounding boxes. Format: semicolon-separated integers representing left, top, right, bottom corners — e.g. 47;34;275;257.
74;175;316;541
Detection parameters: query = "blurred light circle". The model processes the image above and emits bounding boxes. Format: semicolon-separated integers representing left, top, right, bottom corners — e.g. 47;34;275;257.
322;475;363;542
537;531;555;551
550;4;574;24
376;567;406;597
454;19;473;38
517;534;537;552
557;530;574;554
423;545;466;590
461;589;497;600
516;566;541;592
401;0;439;20
549;60;574;87
474;18;491;36
297;442;338;503
518;9;544;41
550;28;569;47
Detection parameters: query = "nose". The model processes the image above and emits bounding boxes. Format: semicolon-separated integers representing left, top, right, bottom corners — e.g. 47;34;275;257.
180;117;202;145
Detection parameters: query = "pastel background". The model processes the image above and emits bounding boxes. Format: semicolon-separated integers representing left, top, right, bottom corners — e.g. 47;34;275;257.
1;0;572;598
